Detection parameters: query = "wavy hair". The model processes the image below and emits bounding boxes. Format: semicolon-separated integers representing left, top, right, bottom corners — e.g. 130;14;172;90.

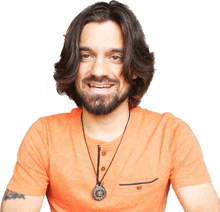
54;0;155;108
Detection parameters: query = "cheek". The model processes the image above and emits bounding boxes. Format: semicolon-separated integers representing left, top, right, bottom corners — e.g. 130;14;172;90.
79;62;91;74
75;67;85;85
77;65;91;83
74;76;81;90
118;77;129;89
122;83;130;92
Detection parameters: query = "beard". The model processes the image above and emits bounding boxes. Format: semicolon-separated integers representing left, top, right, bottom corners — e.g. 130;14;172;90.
75;76;130;115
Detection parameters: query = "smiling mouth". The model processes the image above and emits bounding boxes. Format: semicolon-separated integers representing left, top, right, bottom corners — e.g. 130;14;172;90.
88;83;114;89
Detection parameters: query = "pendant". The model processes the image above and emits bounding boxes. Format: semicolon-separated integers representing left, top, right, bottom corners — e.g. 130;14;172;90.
92;184;106;201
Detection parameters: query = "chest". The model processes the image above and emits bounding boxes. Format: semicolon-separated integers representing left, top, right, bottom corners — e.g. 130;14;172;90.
46;133;172;211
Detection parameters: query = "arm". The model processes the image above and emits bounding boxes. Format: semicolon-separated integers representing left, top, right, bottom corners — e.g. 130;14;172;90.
1;119;49;212
1;189;44;212
174;183;220;212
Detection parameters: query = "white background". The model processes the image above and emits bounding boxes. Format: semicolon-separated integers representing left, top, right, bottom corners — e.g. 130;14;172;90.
0;0;219;211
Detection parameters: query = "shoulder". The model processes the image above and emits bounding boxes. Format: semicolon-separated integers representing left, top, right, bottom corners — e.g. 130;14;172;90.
41;107;81;121
132;106;184;129
132;106;195;144
27;108;82;136
38;108;81;126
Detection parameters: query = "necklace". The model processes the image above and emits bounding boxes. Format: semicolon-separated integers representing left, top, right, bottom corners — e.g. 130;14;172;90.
81;111;130;201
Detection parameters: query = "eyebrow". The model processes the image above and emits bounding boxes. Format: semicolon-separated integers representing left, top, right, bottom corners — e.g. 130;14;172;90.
79;46;125;53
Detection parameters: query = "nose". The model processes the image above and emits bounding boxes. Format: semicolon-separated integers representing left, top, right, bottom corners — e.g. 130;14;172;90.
90;56;109;77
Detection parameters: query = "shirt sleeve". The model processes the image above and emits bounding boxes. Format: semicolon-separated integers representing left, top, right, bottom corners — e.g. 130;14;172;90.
7;118;49;196
170;119;211;189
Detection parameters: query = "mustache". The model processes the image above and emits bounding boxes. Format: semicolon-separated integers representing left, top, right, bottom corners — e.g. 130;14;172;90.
82;75;119;84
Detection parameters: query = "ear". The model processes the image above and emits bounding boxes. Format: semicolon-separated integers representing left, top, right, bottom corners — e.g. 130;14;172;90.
132;74;137;79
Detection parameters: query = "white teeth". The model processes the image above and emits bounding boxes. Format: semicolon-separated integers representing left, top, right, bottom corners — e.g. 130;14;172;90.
89;84;112;88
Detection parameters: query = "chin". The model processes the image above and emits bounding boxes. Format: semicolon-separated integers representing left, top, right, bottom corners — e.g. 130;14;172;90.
83;94;129;115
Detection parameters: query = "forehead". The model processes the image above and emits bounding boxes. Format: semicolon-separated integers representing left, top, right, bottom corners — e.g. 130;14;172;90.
79;21;124;50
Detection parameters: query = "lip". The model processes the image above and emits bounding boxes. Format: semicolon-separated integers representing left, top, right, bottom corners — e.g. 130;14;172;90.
88;83;114;88
85;83;116;94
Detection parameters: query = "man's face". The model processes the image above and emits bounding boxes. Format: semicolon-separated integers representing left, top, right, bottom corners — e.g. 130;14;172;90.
75;21;130;115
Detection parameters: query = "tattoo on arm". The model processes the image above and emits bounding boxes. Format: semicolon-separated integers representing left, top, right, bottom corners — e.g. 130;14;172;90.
2;189;25;201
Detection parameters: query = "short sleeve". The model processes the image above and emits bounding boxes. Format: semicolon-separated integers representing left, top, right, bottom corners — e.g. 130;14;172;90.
170;119;211;189
7;118;49;196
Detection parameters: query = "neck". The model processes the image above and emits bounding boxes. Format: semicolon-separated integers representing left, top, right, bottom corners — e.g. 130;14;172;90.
81;100;130;142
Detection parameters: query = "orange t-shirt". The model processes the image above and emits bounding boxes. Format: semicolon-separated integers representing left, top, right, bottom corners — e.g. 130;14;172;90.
7;107;211;211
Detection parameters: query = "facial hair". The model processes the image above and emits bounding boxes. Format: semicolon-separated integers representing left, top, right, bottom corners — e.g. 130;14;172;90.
75;75;130;115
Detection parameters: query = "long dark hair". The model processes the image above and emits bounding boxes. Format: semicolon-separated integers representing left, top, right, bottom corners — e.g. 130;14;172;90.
54;0;155;108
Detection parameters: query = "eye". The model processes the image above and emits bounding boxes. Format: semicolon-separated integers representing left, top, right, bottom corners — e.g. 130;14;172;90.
80;53;93;61
110;54;123;63
112;55;121;60
81;54;90;58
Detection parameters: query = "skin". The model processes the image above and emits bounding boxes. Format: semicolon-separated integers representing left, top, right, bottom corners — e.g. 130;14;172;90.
76;21;131;142
1;189;43;212
1;21;219;211
175;183;219;212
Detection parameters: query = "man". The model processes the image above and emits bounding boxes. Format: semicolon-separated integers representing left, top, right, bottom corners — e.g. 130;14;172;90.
1;1;219;211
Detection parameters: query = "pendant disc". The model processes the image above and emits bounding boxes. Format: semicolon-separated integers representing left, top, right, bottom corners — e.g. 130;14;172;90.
92;184;106;201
